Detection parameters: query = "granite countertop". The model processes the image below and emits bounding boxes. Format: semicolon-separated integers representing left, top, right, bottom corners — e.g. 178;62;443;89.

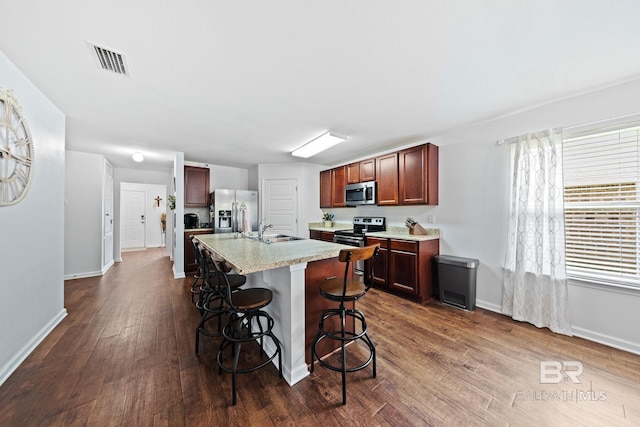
307;223;440;242
366;226;440;242
308;222;352;232
184;228;214;233
195;233;351;275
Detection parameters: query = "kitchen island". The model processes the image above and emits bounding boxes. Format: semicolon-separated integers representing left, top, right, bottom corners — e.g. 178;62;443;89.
195;233;352;386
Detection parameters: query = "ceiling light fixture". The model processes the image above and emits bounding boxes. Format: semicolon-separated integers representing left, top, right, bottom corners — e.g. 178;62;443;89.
291;131;347;158
132;152;144;162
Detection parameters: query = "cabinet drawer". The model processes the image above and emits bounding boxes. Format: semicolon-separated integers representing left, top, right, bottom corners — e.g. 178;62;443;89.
390;239;418;252
366;236;388;248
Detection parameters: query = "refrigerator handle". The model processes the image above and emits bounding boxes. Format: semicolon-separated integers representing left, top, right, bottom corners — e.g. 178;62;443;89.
232;202;237;232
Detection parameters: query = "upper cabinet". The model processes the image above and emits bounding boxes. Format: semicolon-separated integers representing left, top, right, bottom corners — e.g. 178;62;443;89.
184;166;210;207
347;159;376;184
319;142;438;208
320;169;332;208
360;158;376;182
331;166;346;207
346;162;360;184
399;143;438;205
376;152;399;206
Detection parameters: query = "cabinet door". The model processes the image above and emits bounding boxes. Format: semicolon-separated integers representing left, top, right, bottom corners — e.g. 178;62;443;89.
184;166;210;207
310;230;322;240
346;163;360;184
376;153;399;205
320;170;332;208
366;237;388;288
389;248;419;296
185;231;213;272
360;158;376;182
321;231;334;242
331;166;346;207
399;143;438;205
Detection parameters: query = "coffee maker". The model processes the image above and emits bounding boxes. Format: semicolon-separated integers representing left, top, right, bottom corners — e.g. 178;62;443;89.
184;213;198;229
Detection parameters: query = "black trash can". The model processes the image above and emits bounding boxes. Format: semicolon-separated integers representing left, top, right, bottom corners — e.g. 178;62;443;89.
435;255;479;311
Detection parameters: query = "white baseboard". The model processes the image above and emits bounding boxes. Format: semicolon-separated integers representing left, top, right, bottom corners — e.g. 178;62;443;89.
475;299;640;356
64;270;102;280
172;266;185;279
101;260;114;275
476;299;502;313
571;326;640;356
0;309;67;387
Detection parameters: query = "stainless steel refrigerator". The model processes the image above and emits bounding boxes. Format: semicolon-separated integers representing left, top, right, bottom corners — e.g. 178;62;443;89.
211;189;258;234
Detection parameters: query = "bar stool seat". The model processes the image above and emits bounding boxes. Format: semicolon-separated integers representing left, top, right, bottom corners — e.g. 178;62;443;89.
210;257;283;405
310;244;380;405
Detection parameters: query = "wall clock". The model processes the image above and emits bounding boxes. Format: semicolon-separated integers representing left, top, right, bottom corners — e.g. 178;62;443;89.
0;89;34;206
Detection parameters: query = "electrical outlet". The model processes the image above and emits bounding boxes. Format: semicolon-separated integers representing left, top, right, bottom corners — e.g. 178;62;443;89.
427;215;435;224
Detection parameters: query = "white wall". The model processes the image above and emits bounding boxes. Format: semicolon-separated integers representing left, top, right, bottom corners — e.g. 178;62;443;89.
0;51;66;385
64;151;104;278
327;77;640;355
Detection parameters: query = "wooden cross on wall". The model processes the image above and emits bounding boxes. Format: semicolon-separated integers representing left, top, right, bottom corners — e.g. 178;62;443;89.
154;196;163;207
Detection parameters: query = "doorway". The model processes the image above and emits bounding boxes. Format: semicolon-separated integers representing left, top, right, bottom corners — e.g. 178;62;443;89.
262;178;298;236
121;189;146;249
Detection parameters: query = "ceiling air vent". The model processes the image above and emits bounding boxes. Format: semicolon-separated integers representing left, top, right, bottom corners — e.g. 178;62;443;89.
89;42;128;76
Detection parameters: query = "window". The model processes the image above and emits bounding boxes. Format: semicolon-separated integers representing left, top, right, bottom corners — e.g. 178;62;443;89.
563;126;640;287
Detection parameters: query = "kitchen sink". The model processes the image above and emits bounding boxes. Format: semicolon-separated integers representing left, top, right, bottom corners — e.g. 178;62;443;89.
247;234;305;244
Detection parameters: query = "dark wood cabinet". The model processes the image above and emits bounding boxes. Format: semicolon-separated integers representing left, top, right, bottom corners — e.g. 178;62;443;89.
184;166;210;207
376;152;399;205
346;162;360;184
347;159;376;184
360;158;376;182
184;230;213;273
331;166;346;207
366;236;439;304
320;166;347;208
398;143;438;205
319;143;437;207
367;237;388;287
319;169;332;208
389;240;419;296
310;230;335;242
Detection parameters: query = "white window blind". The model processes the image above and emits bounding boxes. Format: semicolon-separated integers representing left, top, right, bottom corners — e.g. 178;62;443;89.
563;126;640;287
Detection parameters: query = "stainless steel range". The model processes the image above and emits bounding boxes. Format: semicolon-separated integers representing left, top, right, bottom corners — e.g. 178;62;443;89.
333;216;386;274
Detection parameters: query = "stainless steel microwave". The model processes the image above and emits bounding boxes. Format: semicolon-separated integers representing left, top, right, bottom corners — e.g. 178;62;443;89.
345;181;376;206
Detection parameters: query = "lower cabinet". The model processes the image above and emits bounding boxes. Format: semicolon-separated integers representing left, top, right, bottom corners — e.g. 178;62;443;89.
367;236;439;304
184;230;213;273
309;230;334;242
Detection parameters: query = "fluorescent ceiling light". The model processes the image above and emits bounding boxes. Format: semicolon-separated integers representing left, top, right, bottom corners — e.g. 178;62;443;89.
291;131;347;158
132;152;144;162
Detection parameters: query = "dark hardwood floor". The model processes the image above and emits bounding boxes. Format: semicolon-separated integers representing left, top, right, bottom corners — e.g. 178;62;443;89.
1;248;639;426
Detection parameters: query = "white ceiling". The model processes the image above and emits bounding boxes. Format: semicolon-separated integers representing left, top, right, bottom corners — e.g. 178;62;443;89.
2;1;640;171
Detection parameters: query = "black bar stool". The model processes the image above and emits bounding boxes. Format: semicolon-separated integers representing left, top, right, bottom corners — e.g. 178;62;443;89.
210;256;283;405
189;236;204;304
195;247;246;353
310;243;380;405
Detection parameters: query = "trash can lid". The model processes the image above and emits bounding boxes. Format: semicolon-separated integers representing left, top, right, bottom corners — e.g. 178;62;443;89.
435;254;479;268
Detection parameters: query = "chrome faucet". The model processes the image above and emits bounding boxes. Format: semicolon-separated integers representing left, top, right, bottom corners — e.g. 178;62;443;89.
259;220;273;239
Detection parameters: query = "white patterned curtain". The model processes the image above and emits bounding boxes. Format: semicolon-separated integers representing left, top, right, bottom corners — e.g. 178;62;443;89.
502;128;572;335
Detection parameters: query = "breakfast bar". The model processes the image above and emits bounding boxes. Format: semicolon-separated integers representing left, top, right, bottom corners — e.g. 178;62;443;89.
195;233;352;386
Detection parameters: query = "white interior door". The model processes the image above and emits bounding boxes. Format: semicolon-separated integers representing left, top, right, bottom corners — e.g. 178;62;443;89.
262;179;298;236
121;190;146;249
102;161;114;268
